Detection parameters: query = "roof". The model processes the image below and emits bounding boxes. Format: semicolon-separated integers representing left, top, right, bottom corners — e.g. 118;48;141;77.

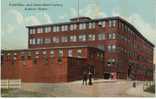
26;16;154;47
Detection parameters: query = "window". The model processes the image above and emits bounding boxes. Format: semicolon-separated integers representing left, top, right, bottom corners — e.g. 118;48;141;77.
29;29;33;34
35;51;39;55
89;23;92;29
53;26;60;32
37;38;40;45
113;20;116;27
88;34;95;41
78;35;86;41
50;50;54;56
37;27;43;33
29;39;33;45
21;52;26;60
92;22;96;28
61;25;68;31
53;26;56;32
112;45;116;51
98;33;105;40
44;38;51;44
61;36;68;43
42;51;47;55
50;50;54;64
100;53;104;61
70;35;77;42
109;20;116;27
121;23;124;31
36;38;43;45
108;33;116;39
45;27;51;33
53;37;59;43
56;26;60;32
7;53;11;56
109;20;112;27
32;38;36;45
68;49;72;57
108;45;111;52
61;25;65;31
64;25;68;31
107;45;116;52
58;49;63;63
29;28;36;34
70;24;77;30
107;59;116;66
70;24;74;31
13;53;17;56
98;21;105;27
89;22;96;29
73;24;77;30
79;23;86;30
58;49;63;57
77;49;82;58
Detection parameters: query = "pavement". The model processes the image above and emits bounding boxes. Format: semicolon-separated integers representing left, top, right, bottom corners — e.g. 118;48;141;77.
125;82;155;97
18;79;155;97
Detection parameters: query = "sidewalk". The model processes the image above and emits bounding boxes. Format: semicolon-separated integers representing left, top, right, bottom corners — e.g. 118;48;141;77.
125;83;155;97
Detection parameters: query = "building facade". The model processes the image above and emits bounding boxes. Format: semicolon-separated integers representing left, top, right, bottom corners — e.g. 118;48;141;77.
1;46;104;83
1;16;155;82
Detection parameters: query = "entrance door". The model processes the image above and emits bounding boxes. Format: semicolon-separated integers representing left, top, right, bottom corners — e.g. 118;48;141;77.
104;72;111;79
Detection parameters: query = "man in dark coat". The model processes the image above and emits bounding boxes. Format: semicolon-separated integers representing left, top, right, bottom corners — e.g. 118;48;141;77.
88;72;93;85
82;71;88;85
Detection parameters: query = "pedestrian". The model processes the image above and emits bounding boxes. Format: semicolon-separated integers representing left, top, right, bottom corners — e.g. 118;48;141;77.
82;71;88;85
88;72;93;85
133;81;136;88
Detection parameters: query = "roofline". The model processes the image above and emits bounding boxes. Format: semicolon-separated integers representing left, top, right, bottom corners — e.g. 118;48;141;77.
25;16;154;47
25;16;120;28
117;17;155;47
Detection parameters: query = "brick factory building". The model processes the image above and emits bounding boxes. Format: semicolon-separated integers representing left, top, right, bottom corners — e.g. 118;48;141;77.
1;16;155;82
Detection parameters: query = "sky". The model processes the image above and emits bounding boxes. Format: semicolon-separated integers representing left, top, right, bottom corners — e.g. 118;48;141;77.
1;0;156;64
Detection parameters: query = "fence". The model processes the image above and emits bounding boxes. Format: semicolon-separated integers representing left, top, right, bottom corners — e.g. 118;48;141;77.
1;79;21;89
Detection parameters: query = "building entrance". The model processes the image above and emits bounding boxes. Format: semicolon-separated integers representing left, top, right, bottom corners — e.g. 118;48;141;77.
103;72;112;79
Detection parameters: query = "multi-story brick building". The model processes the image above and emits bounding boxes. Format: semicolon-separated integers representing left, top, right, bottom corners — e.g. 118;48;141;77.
1;16;155;82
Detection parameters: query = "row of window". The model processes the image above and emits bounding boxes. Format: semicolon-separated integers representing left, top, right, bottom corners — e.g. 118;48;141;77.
29;33;116;45
2;49;104;65
29;20;116;34
3;49;83;58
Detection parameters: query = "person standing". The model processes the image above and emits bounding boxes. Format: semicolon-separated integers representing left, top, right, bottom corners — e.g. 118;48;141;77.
82;71;88;85
88;72;93;85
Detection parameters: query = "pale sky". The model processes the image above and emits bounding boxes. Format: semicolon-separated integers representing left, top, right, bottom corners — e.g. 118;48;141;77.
1;0;156;64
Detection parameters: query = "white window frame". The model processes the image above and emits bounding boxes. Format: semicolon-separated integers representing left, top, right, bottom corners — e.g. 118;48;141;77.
61;36;68;43
37;27;43;33
88;34;95;41
53;37;59;43
70;35;77;42
68;49;72;57
45;27;51;33
98;33;105;40
44;38;51;44
78;35;86;42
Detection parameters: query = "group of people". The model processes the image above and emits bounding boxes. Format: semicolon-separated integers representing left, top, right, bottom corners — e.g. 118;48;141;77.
82;71;93;86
